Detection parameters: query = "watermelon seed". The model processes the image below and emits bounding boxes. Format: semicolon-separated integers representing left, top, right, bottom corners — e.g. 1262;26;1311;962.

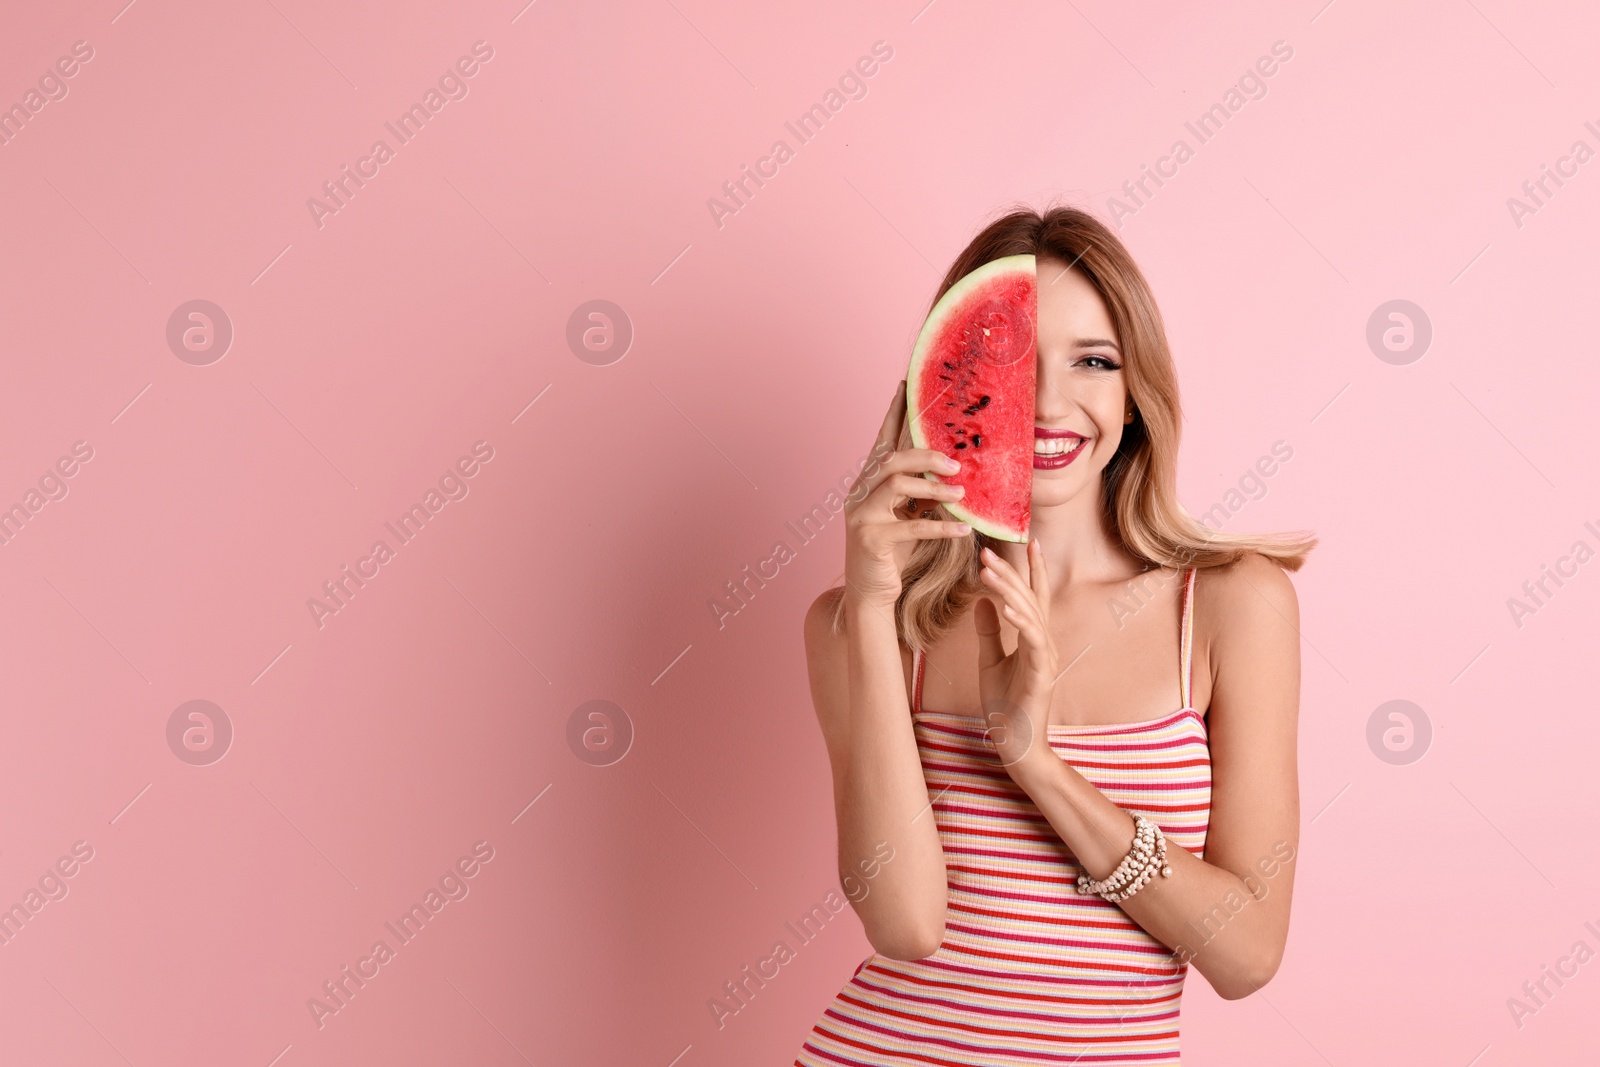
978;395;991;408
954;442;968;449
972;434;982;447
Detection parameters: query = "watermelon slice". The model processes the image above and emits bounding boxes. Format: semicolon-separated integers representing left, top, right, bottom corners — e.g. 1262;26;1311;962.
905;254;1037;542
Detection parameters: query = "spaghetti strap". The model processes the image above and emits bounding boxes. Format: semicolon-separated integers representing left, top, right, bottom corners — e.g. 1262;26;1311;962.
911;646;926;713
1178;567;1198;710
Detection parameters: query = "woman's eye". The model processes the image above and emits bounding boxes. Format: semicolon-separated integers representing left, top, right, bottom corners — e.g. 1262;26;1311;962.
1079;355;1121;370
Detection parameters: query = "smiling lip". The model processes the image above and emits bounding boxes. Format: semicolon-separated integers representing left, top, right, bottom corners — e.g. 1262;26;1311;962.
1034;427;1087;470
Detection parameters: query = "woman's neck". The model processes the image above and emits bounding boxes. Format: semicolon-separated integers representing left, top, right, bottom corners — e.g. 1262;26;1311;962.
991;485;1143;589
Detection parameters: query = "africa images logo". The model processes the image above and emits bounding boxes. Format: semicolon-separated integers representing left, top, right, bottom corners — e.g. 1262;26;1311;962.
307;841;495;1030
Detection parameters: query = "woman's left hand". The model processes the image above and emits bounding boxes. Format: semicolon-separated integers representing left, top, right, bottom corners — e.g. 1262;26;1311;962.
974;540;1060;773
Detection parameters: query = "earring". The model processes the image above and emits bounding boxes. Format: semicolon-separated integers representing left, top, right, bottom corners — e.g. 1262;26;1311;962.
1124;407;1136;424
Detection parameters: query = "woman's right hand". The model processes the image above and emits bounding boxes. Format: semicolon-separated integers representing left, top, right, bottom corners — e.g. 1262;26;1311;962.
842;381;974;610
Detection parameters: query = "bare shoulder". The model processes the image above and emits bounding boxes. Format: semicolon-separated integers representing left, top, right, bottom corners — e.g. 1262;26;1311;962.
803;586;848;664
1201;551;1299;632
803;586;860;747
803;587;849;722
1198;552;1301;720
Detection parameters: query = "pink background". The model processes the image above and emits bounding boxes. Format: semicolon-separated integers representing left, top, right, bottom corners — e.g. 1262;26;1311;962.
2;0;1597;1063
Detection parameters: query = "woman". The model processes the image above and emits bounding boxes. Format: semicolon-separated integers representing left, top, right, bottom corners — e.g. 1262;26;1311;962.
794;206;1314;1065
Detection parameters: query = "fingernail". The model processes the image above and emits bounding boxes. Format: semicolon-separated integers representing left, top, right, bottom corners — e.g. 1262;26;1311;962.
942;456;961;472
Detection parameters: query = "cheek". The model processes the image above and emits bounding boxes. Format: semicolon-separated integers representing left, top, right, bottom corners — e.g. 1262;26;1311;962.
1092;423;1123;460
1086;390;1128;448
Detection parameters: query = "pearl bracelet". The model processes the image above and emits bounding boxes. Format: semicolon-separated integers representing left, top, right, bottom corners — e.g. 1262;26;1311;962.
1104;835;1169;902
1077;813;1173;902
1079;814;1155;895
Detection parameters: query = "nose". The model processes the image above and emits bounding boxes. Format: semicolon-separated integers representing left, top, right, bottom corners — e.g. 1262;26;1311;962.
1034;354;1078;420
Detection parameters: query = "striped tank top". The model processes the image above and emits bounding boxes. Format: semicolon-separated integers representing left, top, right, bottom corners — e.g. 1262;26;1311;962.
795;567;1212;1066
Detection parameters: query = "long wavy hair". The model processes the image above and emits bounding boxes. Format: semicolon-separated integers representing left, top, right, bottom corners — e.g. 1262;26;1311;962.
831;203;1317;651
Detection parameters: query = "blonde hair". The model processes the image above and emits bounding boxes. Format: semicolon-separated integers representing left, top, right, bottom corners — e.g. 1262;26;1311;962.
830;203;1317;650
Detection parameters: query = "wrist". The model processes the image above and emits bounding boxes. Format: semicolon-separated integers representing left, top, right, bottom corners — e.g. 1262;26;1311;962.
1002;741;1059;789
844;585;899;618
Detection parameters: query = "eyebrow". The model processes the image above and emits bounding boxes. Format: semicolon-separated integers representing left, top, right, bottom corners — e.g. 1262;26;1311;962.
1073;338;1121;352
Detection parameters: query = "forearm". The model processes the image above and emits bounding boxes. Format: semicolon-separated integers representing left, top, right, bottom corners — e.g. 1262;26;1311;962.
835;595;947;957
1009;752;1291;998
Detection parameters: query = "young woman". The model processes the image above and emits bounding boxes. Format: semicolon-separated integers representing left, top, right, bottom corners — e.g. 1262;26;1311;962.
793;206;1314;1065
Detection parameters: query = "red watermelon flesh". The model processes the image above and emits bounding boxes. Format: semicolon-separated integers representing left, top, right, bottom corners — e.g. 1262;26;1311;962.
905;254;1036;542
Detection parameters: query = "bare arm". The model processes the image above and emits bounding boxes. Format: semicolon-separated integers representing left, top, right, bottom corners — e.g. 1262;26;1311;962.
805;590;947;959
984;549;1301;999
803;382;975;960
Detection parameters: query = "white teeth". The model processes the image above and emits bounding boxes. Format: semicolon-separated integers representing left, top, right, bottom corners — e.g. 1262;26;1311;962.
1034;436;1086;456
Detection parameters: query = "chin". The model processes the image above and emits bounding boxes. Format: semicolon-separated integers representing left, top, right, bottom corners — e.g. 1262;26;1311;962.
1030;483;1084;507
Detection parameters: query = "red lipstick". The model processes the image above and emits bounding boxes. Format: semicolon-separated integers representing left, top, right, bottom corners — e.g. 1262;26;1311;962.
1034;427;1087;470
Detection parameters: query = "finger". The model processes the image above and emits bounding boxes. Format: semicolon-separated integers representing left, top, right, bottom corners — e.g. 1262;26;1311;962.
973;597;1007;672
1029;538;1052;626
877;448;962;477
864;473;964;519
980;544;1026;586
879;518;973;543
979;564;1046;641
849;448;961;511
997;599;1055;683
999;600;1051;658
868;381;906;465
980;549;1044;624
842;383;910;514
983;569;1054;672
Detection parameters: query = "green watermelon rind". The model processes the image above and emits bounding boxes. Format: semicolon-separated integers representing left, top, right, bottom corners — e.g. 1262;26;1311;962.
905;253;1036;543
